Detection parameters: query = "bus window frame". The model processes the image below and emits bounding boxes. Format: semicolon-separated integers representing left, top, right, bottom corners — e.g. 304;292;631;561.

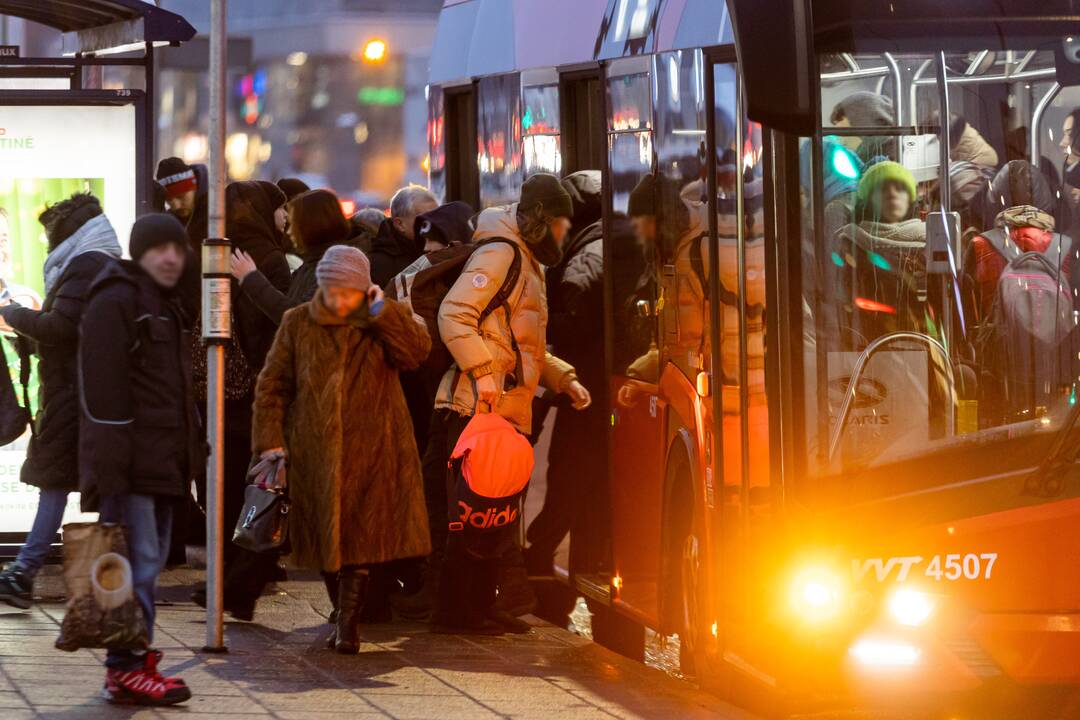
559;67;606;174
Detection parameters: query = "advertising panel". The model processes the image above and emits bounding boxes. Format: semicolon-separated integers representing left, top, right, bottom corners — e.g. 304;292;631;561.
0;103;138;534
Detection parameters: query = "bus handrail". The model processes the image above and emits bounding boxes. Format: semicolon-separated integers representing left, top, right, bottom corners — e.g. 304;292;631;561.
827;332;956;462
1031;81;1060;165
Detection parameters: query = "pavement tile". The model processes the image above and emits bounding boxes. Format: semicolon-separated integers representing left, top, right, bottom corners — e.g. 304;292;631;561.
364;693;502;719
0;690;29;708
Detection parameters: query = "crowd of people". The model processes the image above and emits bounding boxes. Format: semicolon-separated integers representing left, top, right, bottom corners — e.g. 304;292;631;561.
0;156;606;706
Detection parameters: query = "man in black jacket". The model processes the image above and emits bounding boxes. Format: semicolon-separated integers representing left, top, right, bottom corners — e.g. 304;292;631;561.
369;184;437;287
80;213;199;706
157;157;208;320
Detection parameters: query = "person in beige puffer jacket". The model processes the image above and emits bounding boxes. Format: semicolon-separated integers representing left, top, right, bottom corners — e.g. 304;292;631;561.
427;174;592;635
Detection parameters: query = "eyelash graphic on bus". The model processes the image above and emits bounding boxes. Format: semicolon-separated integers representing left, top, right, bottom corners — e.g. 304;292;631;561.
852;553;999;583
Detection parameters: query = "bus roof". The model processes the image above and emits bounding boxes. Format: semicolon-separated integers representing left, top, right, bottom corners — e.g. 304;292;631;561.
428;0;734;85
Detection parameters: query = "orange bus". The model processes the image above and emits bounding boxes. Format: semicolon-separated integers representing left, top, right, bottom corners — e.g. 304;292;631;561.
427;0;1080;712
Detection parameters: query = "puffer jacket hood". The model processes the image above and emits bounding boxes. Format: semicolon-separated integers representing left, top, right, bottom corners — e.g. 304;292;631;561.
560;170;602;231
415;201;475;249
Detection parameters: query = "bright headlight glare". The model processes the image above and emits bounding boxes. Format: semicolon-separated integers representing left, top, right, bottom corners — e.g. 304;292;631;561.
888;588;935;627
790;567;845;621
850;637;921;667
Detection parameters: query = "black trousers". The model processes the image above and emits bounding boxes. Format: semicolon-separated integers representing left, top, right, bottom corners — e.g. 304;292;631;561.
433;523;517;627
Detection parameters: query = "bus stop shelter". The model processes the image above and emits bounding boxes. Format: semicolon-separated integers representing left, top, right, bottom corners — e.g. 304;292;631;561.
0;0;195;549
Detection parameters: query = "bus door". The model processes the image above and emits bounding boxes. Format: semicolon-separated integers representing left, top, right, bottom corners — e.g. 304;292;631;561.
606;54;666;623
699;55;773;677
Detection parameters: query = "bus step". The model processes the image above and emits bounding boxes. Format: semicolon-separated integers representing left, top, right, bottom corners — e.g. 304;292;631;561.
575;573;612;605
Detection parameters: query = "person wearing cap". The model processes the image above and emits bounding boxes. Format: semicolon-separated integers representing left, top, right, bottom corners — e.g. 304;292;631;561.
427;173;592;632
155;157;207;248
78;213;200;706
252;245;432;654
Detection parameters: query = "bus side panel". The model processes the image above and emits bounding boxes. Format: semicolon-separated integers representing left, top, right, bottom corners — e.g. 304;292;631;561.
610;375;666;627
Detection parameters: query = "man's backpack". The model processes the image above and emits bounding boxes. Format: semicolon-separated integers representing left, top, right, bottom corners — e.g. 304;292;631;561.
387;239;522;371
976;228;1074;417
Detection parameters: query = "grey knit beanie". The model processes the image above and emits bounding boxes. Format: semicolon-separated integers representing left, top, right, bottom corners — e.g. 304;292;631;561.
831;91;894;127
315;245;371;291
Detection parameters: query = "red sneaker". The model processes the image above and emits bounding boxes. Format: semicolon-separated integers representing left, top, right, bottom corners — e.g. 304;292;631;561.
103;650;191;706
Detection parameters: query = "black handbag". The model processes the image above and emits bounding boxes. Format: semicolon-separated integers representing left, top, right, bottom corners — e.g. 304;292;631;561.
232;484;289;553
232;452;289;553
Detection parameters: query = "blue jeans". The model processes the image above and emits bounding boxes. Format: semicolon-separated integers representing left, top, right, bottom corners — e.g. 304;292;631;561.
98;494;174;671
11;488;69;578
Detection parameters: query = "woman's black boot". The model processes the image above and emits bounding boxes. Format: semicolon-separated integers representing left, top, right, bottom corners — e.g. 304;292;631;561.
323;572;340;648
335;567;368;655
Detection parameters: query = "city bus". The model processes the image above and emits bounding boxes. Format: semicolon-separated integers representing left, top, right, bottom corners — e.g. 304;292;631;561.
427;0;1080;712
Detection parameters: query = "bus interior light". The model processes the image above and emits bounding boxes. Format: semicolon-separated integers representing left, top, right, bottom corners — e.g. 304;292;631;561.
888;588;935;627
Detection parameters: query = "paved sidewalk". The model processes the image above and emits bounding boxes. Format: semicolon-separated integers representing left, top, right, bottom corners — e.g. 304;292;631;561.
0;567;756;719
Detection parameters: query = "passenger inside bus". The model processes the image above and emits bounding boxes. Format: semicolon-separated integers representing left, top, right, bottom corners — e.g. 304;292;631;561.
833;159;928;343
829;91;897;163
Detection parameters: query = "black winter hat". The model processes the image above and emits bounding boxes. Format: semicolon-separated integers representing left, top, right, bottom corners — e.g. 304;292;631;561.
130;213;189;261
519;173;573;220
628;173;656;217
415;201;475;249
560;170;602;230
277;177;310;200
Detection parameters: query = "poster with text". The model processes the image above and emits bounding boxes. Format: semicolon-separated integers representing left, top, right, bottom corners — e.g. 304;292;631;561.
0;104;137;533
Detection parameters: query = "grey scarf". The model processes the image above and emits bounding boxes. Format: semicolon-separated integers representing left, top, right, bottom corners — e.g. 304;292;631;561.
42;214;121;295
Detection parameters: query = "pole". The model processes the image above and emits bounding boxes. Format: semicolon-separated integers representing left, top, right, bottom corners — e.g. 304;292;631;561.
203;0;229;653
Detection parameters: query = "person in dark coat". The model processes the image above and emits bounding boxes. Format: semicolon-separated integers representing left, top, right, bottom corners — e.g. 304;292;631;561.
525;172;608;592
369;185;437;287
232;189;351;326
157;158;209;320
191;181;292;619
276;177;310;202
80;213;198;706
0;194;122;609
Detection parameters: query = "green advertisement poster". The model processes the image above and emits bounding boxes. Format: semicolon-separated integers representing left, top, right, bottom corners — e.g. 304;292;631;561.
0;178;105;531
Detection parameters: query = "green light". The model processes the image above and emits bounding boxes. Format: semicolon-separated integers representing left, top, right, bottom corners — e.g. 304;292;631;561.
831;251;844;267
831;146;859;179
869;252;891;270
357;86;405;106
522;107;534;132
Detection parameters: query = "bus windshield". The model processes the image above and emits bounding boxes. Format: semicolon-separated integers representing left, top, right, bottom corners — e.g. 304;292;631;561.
799;41;1080;502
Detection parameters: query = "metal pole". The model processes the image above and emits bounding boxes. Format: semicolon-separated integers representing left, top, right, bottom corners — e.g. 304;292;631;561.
203;0;229;653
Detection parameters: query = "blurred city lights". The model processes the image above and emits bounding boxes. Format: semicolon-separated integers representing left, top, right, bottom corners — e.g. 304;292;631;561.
362;39;387;63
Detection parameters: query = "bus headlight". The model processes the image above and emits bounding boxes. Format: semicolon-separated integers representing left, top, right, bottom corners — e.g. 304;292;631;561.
887;588;935;627
850;637;921;667
790;566;846;622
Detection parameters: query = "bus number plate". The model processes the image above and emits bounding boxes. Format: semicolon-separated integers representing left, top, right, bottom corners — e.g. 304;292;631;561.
852;553;998;582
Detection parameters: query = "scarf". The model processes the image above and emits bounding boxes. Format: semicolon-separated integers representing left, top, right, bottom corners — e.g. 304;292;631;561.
847;218;927;247
309;288;372;328
995;204;1055;232
42;214;121;295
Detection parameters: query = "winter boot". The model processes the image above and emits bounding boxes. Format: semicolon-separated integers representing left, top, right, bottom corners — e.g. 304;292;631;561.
323;572;340;648
104;650;191;706
0;566;32;609
334;568;368;655
495;560;537;618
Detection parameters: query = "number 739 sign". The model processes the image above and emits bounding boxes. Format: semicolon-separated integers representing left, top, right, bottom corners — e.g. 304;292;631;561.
853;553;998;583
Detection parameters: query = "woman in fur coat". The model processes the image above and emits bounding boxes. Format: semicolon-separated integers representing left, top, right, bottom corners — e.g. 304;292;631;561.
252;245;431;653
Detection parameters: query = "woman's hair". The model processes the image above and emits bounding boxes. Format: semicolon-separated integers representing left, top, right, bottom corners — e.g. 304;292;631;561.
287;189;350;254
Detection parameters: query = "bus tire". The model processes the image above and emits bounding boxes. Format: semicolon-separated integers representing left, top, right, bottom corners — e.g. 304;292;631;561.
587;599;645;661
666;444;719;684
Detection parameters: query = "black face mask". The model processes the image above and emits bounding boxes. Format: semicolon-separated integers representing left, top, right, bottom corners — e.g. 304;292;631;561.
529;226;564;267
